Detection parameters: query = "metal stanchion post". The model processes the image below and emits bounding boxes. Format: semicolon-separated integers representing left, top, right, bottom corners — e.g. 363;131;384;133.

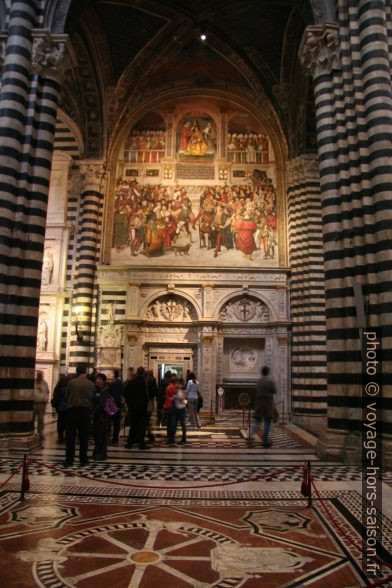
248;407;251;443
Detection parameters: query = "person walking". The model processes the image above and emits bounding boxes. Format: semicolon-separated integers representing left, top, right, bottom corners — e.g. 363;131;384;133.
91;373;110;461
33;370;49;446
123;366;150;450
252;366;277;448
64;364;94;467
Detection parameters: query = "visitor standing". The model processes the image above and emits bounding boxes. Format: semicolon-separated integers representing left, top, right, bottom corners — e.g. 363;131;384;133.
91;373;110;461
33;370;49;446
64;364;94;467
123;367;150;450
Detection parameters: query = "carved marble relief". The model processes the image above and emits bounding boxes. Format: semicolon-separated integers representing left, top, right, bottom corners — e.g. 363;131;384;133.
231;346;257;370
41;248;54;286
219;296;270;323
145;295;197;322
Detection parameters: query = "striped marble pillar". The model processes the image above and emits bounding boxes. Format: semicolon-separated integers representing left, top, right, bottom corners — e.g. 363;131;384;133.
0;1;74;446
300;4;392;463
286;155;327;435
69;162;106;371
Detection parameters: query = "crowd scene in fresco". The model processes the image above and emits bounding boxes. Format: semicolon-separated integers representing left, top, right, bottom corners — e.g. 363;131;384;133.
112;178;278;261
36;366;203;466
123;129;166;163
227;131;269;164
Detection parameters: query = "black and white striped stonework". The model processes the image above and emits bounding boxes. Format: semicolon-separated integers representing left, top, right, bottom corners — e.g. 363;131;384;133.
286;157;327;431
306;3;392;456
70;181;103;370
0;1;60;438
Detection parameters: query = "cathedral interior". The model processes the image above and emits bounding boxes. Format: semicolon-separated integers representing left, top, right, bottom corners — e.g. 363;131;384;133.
0;0;391;586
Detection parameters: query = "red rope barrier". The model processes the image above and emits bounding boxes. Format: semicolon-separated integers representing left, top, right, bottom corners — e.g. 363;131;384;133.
29;458;304;491
0;463;23;491
310;475;392;586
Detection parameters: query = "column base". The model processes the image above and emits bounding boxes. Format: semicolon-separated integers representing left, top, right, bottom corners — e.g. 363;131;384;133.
0;434;39;452
315;428;347;461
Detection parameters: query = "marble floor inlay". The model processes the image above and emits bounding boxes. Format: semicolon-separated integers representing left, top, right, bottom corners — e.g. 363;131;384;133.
0;418;391;587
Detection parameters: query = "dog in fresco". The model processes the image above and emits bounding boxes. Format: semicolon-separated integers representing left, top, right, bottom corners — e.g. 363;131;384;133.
172;243;191;256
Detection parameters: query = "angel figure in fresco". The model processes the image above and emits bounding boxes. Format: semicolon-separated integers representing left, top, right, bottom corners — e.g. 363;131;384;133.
186;120;208;156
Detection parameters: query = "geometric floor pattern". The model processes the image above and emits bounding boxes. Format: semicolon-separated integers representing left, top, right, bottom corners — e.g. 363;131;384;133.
1;417;391;587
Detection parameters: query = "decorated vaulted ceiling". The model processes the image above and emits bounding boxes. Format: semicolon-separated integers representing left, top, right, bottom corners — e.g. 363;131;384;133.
62;0;317;158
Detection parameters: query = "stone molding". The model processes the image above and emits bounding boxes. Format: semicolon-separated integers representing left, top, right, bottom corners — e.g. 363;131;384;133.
31;31;76;82
299;23;340;77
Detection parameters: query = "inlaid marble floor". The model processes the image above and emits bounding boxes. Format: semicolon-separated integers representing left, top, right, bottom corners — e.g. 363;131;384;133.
0;413;391;587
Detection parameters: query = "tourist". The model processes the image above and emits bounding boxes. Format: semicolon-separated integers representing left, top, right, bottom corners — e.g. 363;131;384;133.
168;381;187;446
123;366;150;450
91;373;110;461
33;370;49;446
252;366;277;447
185;373;199;429
64;364;94;467
108;369;123;445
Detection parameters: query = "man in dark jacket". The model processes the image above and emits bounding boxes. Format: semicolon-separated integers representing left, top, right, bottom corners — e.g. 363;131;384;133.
123;366;149;450
252;366;277;448
64;364;94;467
108;369;123;444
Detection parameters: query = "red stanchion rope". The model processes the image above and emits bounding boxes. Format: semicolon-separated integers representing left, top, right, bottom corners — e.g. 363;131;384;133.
310;475;392;586
29;458;304;491
0;463;23;491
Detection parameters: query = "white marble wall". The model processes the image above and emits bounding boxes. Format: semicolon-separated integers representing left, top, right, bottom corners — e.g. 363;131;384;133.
97;267;291;415
36;153;73;393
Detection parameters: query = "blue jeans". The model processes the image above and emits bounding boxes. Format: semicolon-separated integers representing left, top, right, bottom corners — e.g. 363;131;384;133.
252;416;272;444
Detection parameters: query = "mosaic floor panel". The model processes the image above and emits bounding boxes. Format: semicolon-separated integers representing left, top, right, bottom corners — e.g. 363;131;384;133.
0;421;391;587
0;488;390;587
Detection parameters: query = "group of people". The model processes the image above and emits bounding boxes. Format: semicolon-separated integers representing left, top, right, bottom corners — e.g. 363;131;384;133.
227;131;269;164
112;178;277;261
47;365;204;467
33;364;276;465
123;129;166;163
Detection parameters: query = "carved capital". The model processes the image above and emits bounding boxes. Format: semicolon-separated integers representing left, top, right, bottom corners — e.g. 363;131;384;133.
31;31;76;82
79;161;107;193
299;23;340;78
286;155;320;184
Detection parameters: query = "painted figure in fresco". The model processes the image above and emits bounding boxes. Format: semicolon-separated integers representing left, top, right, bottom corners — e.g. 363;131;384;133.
111;178;277;262
233;212;257;260
186;120;208;156
180;121;191;151
211;204;233;258
202;121;216;152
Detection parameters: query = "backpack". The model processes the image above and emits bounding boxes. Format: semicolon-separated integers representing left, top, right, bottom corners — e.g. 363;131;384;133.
104;395;118;417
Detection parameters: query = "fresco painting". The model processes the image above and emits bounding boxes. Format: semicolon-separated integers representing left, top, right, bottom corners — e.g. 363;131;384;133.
111;176;278;267
178;114;217;156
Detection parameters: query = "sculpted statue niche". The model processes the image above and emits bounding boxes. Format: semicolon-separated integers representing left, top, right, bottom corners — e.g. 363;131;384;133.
145;295;197;322
219;296;270;323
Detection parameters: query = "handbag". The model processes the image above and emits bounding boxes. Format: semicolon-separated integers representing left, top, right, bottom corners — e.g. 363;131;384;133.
104;395;119;417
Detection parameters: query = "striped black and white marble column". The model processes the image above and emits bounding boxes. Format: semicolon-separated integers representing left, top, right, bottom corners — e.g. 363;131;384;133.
0;0;74;446
286;155;327;435
300;3;392;463
69;162;106;372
